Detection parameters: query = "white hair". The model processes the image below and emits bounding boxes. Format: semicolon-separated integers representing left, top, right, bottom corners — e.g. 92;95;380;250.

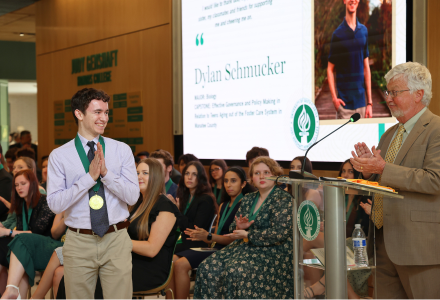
384;62;432;106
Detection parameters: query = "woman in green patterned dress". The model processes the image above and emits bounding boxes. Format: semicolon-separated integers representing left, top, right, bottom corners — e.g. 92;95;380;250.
194;156;294;299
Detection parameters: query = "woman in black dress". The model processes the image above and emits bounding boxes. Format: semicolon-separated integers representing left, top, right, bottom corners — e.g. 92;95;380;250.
128;158;181;291
166;161;216;298
170;166;255;299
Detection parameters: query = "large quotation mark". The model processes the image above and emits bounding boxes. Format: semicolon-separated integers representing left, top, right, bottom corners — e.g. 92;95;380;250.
196;33;204;46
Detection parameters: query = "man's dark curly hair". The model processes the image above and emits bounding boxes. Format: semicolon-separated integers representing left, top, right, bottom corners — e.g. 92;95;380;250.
71;88;110;125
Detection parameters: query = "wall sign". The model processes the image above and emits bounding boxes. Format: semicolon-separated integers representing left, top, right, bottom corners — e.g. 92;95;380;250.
72;50;118;86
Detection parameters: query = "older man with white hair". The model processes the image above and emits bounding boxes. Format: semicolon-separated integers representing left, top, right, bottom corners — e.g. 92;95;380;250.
350;62;440;298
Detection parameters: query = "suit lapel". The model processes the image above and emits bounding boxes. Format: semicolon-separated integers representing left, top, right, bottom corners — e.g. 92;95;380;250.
394;109;432;166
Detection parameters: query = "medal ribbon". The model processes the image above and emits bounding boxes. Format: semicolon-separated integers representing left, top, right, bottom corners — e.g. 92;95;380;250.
74;134;106;193
248;186;276;222
165;178;174;193
217;193;242;235
22;204;33;231
213;185;222;205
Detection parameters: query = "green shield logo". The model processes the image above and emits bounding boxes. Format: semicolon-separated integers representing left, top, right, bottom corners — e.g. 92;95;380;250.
297;200;320;241
290;99;320;151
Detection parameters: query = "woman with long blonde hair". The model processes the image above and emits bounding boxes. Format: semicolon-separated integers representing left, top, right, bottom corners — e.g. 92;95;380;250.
93;158;181;296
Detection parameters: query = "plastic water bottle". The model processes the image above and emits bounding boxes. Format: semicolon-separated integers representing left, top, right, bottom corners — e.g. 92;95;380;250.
352;224;368;267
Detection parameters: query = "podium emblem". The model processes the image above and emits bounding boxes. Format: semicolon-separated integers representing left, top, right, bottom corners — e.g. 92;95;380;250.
290;99;319;151
297;200;320;241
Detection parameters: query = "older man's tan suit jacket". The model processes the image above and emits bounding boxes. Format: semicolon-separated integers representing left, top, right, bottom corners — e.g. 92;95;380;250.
367;109;440;266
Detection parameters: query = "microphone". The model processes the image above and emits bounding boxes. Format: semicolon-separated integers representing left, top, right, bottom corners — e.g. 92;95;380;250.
289;113;361;179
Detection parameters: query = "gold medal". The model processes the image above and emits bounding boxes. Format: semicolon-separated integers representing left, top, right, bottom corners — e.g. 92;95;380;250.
89;195;104;210
61;234;66;243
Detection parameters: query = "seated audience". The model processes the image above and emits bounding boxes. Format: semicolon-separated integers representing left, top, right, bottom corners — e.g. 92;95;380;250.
0;170;55;295
339;159;369;237
0;151;20;235
11;157;45;194
15;148;35;162
245;146;269;168
8;131;38;164
1;211;65;299
4;149;16;176
169;166;254;299
55;158;180;298
150;150;178;198
8;133;19;146
173;161;216;254
289;156;322;207
14;148;42;182
153;149;181;183
27;245;65;299
0;145;12;222
290;155;313;173
136;151;149;160
170;166;181;185
209;159;227;205
40;156;49;191
176;154;199;174
194;157;294;299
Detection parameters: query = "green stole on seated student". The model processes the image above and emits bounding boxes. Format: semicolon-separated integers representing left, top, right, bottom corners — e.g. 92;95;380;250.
165;178;174;193
176;195;194;245
22;204;33;231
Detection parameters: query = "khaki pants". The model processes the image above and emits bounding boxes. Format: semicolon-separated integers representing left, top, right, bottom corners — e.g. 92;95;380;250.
375;228;440;298
63;227;133;299
336;105;366;119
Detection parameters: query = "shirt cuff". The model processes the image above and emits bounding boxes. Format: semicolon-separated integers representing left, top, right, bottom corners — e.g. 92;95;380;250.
84;173;98;189
101;169;115;186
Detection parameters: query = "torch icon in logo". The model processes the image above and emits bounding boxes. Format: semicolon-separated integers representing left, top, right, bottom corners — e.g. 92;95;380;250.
304;206;313;239
298;105;311;145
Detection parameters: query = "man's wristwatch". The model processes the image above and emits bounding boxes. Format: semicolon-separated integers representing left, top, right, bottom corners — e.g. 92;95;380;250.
8;229;12;237
207;233;212;241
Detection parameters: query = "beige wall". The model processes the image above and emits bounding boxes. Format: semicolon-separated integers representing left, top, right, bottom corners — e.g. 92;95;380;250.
36;0;173;164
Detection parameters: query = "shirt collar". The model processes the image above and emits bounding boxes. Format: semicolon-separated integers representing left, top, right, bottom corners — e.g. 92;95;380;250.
343;17;360;32
77;132;99;149
402;107;427;134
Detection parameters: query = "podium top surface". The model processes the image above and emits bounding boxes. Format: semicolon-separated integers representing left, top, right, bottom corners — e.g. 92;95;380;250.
266;176;404;199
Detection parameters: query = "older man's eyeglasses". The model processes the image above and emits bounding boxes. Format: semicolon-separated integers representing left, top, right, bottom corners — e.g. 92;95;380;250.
383;90;410;98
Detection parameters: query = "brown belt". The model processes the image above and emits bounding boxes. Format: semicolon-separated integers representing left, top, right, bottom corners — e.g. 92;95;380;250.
69;221;130;236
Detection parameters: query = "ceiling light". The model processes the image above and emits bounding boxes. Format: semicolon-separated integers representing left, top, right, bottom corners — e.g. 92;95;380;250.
19;33;24;36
